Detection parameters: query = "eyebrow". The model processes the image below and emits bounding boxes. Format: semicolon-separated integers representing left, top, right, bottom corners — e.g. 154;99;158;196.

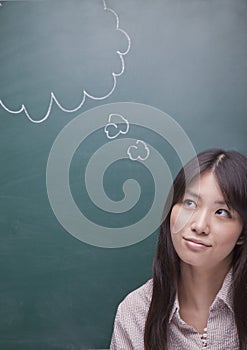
185;190;227;205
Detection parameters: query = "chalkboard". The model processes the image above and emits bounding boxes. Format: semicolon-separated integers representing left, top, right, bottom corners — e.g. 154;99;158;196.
0;0;247;349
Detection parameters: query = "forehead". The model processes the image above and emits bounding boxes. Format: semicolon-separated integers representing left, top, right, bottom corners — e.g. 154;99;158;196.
185;171;225;201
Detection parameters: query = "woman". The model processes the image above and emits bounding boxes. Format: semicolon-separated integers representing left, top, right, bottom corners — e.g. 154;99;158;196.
110;149;247;350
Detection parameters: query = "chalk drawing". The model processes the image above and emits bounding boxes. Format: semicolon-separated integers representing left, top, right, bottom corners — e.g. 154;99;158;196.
0;0;131;123
127;140;150;161
104;113;129;139
46;102;199;248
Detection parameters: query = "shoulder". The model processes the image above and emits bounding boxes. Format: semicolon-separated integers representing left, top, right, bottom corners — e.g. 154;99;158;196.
117;279;153;317
110;280;153;349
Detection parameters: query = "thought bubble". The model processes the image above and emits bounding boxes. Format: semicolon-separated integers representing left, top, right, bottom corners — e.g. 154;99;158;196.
46;102;199;248
0;0;131;123
104;113;129;139
127;140;150;161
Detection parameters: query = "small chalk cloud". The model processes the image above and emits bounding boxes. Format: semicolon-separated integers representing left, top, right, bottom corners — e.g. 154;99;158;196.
104;113;129;139
127;140;150;161
0;0;131;123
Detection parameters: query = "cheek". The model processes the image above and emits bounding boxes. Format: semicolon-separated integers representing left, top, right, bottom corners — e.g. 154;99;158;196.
170;205;180;234
170;204;192;234
218;223;243;248
170;206;177;226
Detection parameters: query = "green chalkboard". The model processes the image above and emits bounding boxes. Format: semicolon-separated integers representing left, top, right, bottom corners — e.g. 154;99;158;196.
0;0;247;349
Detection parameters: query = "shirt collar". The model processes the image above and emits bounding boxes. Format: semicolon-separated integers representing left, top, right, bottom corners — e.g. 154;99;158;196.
169;296;179;323
211;268;234;313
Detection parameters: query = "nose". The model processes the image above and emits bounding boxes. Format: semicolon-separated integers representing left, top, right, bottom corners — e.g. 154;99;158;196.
191;209;210;235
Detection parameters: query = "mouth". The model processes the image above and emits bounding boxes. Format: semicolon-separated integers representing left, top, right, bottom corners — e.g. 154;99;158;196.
183;237;212;248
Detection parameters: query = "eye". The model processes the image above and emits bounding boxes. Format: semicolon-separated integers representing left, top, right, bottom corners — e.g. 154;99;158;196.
182;199;197;209
216;208;232;218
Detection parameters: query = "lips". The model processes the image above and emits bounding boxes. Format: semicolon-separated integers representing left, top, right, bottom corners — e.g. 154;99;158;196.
183;237;212;247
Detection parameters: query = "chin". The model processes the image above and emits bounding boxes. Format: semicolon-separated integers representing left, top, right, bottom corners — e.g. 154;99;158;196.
179;256;205;268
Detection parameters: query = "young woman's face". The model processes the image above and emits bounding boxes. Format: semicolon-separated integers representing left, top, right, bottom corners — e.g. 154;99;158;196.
170;171;244;270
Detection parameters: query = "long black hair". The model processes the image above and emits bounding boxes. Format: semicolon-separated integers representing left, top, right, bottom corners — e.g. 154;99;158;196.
144;149;247;350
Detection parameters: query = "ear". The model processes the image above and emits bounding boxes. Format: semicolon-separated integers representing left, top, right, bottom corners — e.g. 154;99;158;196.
236;233;245;245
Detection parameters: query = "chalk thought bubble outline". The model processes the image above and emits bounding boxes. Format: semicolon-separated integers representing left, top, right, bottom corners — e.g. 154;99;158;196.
0;0;131;123
104;113;129;139
127;140;150;161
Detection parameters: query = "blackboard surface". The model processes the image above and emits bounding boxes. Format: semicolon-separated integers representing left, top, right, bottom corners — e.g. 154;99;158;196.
0;0;247;349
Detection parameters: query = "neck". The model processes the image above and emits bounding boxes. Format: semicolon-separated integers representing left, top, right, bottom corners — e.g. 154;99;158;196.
178;263;231;312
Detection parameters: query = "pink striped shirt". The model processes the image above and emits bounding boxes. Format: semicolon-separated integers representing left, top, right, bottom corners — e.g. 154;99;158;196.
110;270;239;349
